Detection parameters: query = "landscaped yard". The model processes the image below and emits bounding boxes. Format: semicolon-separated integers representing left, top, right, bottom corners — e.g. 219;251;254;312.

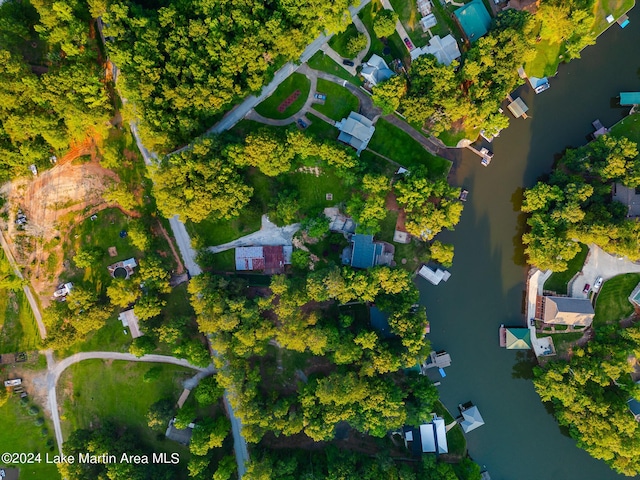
368;118;452;178
254;73;311;120
436;123;482;147
304;112;340;140
389;0;431;47
539;332;585;359
593;273;640;326
0;397;60;479
328;23;361;58
58;359;193;456
280;170;352;213
544;243;589;294
610;113;640;143
307;52;363;86
311;79;360;121
187;207;262;248
433;400;466;458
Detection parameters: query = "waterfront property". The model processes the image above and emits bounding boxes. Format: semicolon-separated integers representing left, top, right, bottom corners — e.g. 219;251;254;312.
504;327;532;350
346;234;394;269
612;183;640;217
336;111;375;154
403;416;449;454
529;76;551;94
454;0;491;43
537;296;595;327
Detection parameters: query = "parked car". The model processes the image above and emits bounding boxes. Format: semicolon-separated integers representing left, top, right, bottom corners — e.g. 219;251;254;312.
314;93;327;100
403;37;414;49
342;59;354;66
593;276;604;292
582;283;591;294
297;118;308;129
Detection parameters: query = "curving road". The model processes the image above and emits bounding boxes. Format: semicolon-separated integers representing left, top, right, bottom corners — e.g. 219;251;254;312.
45;350;212;457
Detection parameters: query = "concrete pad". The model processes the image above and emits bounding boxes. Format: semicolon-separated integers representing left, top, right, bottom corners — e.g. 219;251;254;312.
569;245;640;298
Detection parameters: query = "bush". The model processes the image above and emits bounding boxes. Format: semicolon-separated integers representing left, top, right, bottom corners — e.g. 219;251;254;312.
34;416;45;426
373;9;398;38
28;405;39;416
41;427;49;437
194;376;224;406
291;250;311;270
346;33;367;57
143;365;163;383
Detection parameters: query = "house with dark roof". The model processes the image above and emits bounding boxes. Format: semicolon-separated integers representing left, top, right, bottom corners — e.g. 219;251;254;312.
336;112;375;154
347;234;394;269
542;296;595;327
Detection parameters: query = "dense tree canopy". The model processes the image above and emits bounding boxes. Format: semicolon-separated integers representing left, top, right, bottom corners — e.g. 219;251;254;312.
104;0;355;151
522;134;640;270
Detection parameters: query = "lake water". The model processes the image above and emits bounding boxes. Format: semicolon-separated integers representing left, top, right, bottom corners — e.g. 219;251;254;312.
418;7;640;480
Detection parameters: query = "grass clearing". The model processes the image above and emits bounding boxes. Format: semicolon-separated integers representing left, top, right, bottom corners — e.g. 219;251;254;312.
281;170;352;213
58;359;193;455
0;284;40;354
610;113;640;143
311;79;360;121
433;400;466;458
544;243;589;294
594;273;640;326
187;207;262;248
307;52;363;86
254;73;311;120
368;118;451;178
436;124;482;147
328;23;361;58
539;332;584;358
390;0;431;47
526;38;563;78
0;397;60;479
591;0;634;35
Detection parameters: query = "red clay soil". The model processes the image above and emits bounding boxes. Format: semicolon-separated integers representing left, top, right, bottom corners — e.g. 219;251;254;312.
277;90;301;113
153;220;184;274
385;192;407;233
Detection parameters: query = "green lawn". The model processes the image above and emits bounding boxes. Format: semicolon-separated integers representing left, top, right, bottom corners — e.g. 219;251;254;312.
437;124;482;147
610;113;640;143
0;285;40;354
539;332;584;358
360;150;398;176
368;118;451;178
58;359;193;456
305;112;341;140
390;0;431;47
328;23;361;58
187;207;262;248
63;208;144;296
311;79;360;121
0;397;60;479
254;73;311;120
359;2;410;66
594;273;640;326
207;250;236;272
591;0;635;35
433;400;466;458
544;243;589;294
307;52;363;86
280;170;352;212
526;38;563;78
65;316;132;355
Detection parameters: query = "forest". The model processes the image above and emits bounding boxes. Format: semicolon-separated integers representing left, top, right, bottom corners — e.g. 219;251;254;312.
520;134;640;271
534;323;640;476
102;0;356;152
0;0;112;182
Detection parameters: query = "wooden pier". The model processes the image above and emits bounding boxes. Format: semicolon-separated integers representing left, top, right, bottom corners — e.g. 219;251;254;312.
466;145;494;165
499;325;506;347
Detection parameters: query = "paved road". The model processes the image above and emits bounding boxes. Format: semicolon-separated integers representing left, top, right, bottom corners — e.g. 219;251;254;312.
169;215;202;276
380;0;414;51
0;231;46;339
45;350;211;456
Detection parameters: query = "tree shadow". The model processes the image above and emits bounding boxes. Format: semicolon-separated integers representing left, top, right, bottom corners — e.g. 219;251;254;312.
511;187;527;267
511;350;536;380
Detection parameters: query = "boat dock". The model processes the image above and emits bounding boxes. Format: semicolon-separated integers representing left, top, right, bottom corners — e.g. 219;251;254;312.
592;119;609;138
418;265;451;285
466;145;494;166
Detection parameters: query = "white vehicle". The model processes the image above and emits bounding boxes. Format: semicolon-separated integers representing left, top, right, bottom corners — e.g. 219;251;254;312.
593;276;604;293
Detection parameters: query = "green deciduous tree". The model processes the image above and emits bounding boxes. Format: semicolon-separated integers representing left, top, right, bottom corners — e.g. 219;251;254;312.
372;75;406;115
346;32;367;57
106;278;140;307
429;240;454;267
194;376;224;406
373;9;398;38
72;247;103;269
147;398;174;431
129;335;156;357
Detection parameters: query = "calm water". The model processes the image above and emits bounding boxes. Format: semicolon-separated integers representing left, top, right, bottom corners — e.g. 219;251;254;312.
419;8;640;480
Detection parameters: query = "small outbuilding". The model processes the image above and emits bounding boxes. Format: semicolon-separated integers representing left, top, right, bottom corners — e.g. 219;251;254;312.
507;97;529;118
119;309;143;338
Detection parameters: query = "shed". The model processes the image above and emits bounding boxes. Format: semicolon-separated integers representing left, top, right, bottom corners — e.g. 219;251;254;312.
505;328;532;349
119;309;143;338
419;14;438;30
507;97;529;118
620;92;640;105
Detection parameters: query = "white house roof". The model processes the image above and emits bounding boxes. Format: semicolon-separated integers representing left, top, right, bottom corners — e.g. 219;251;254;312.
119;309;143;338
543;296;595;326
336;112;375;154
122;258;137;269
419;423;436;452
433;417;448;454
361;54;394;86
410;34;461;66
